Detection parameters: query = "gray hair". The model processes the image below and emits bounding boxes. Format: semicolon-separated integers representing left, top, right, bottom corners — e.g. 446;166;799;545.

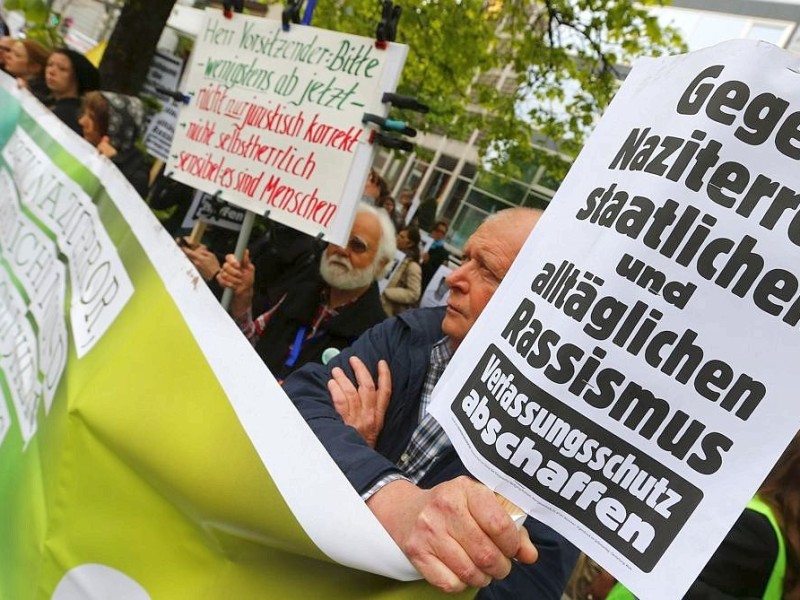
357;201;397;278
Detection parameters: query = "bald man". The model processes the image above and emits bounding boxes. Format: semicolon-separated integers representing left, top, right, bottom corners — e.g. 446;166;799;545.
285;208;578;598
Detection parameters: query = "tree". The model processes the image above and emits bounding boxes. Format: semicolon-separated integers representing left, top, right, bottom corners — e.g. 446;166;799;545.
92;0;683;175
98;0;178;94
4;0;63;46
312;0;685;178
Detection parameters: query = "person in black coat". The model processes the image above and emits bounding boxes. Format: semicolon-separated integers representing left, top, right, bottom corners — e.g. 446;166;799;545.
78;91;150;196
45;48;100;134
219;204;396;381
421;220;450;290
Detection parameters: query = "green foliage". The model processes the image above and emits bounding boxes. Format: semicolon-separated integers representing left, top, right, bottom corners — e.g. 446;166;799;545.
311;0;686;177
5;0;64;47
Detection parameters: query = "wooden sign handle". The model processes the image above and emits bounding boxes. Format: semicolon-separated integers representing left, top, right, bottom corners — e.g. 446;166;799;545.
495;493;527;529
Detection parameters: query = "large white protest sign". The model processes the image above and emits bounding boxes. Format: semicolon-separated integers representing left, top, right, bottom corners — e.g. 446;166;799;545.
166;9;407;246
430;40;800;599
2;74;435;598
1;130;133;363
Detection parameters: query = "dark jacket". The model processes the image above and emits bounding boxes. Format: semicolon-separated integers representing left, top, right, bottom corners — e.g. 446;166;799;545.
422;243;450;290
284;307;578;599
249;224;320;315
50;97;83;134
256;277;386;381
112;148;150;198
686;508;779;599
27;76;49;104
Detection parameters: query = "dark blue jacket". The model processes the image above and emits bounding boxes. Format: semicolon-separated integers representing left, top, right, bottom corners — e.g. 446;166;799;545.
284;307;578;599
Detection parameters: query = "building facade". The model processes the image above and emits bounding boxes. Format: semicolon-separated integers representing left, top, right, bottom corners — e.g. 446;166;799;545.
5;0;797;250
377;0;800;249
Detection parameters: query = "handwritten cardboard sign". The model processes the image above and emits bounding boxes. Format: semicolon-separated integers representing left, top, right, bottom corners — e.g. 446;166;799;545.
430;40;800;598
166;9;407;246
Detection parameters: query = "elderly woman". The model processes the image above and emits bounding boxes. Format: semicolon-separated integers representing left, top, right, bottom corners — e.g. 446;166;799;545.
79;91;150;196
45;48;100;134
5;39;51;103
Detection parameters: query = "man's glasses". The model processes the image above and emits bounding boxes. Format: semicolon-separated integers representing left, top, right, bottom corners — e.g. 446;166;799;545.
346;236;369;254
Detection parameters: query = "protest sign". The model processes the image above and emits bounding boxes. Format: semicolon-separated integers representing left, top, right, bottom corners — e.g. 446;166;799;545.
142;51;185;161
141;50;184;104
166;9;407;246
0;75;467;600
420;264;452;308
144;100;180;162
429;39;800;599
181;189;247;231
378;249;409;293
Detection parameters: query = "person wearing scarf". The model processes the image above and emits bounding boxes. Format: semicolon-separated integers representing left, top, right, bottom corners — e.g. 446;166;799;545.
79;91;150;196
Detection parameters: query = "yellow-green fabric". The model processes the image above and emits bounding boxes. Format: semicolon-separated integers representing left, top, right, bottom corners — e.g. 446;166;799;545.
605;496;786;600
0;78;471;600
607;581;637;600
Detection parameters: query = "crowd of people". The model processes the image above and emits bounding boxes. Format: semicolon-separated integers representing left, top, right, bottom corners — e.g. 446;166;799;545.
1;34;150;195
179;168;441;379
2;32;797;600
181;172;800;598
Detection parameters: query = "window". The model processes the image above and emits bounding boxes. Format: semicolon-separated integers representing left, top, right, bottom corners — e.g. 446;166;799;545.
654;7;794;51
450;204;490;248
746;23;788;45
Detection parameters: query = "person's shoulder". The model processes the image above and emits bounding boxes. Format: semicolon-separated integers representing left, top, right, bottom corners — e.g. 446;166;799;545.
28;77;50;103
50;98;83;132
736;506;779;556
113;145;148;169
113;148;151;196
352;307;443;361
51;97;81;110
396;306;446;336
338;281;388;331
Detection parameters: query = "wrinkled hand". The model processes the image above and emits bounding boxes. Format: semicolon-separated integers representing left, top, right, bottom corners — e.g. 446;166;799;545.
97;135;118;158
180;242;221;282
368;478;537;593
218;249;255;317
329;357;391;448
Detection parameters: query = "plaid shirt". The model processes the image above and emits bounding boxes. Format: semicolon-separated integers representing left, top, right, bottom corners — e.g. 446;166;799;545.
362;337;454;500
234;293;288;344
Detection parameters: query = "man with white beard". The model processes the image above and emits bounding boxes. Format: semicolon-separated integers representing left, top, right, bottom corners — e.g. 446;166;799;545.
220;203;396;381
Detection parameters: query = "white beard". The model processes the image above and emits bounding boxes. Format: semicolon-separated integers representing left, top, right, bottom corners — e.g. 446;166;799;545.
319;253;376;290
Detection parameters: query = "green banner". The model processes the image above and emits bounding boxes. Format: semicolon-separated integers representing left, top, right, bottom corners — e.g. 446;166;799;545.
0;76;467;600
